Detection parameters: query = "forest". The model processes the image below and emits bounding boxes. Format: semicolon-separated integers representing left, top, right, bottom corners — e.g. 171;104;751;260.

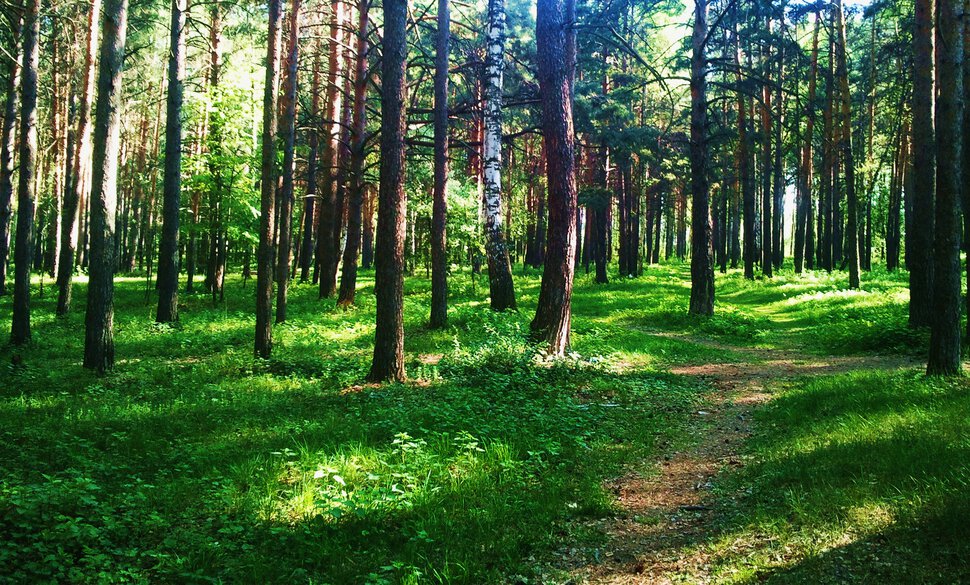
0;0;969;581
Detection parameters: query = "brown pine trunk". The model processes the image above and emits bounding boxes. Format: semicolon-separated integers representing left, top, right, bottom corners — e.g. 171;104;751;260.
429;0;449;327
835;0;860;289
911;0;935;326
206;4;226;302
367;0;408;382
275;0;301;323
316;0;344;296
530;0;577;356
760;20;773;278
927;0;962;374
795;14;819;274
337;0;369;307
772;17;785;270
83;0;129;372
255;0;283;358
156;0;186;323
300;44;322;283
11;0;37;344
362;186;374;269
0;23;21;297
688;0;713;316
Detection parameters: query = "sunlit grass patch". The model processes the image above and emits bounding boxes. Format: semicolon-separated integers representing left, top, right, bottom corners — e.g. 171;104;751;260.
708;370;970;583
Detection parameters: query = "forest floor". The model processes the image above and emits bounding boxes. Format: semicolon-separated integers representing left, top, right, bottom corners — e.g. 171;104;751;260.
572;340;921;584
1;264;969;584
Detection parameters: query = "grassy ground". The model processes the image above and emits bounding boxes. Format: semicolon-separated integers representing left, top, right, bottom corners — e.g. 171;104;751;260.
0;263;966;583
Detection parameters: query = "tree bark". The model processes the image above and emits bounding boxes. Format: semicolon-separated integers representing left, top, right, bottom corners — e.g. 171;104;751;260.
429;0;449;327
255;0;283;358
795;14;819;274
530;0;577;356
206;3;226;302
927;0;963;375
337;0;369;307
367;0;408;382
156;0;186;323
316;0;344;296
275;0;300;323
482;0;516;311
834;0;860;289
300;45;322;283
760;20;773;278
83;0;129;372
11;0;38;345
772;17;785;270
0;22;21;297
689;0;714;316
911;0;936;326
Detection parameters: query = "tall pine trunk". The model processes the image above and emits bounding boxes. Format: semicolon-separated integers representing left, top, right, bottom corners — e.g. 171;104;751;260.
367;0;408;382
0;22;20;297
530;0;577;356
337;0;370;307
429;0;449;327
688;0;713;316
316;0;344;296
156;0;186;323
255;0;283;358
11;0;39;344
927;0;963;374
835;0;860;289
910;0;935;326
275;0;300;323
83;0;129;372
795;15;819;274
300;46;322;283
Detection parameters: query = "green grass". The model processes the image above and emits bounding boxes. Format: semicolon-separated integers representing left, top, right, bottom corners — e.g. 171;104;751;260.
0;267;708;584
706;370;970;583
0;262;965;583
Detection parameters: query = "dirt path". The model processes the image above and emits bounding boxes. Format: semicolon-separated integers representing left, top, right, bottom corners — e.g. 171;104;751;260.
568;341;919;585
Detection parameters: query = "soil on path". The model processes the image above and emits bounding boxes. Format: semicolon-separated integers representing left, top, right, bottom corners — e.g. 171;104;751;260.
568;340;919;585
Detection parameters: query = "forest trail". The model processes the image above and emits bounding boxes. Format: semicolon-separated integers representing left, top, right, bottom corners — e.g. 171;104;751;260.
569;340;920;585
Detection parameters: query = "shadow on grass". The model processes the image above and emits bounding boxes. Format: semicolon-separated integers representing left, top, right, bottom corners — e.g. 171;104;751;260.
703;370;970;583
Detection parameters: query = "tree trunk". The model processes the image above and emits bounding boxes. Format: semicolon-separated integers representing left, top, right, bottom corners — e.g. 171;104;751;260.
300;45;322;283
11;0;38;344
0;23;21;297
207;4;226;302
760;21;773;278
772;17;785;270
367;0;408;382
337;0;369;307
689;0;713;316
795;14;819;274
737;79;754;276
156;0;186;323
927;0;963;374
429;0;449;326
530;0;577;356
83;0;129;372
362;186;374;268
835;0;860;289
275;0;300;323
911;0;935;326
316;0;344;296
820;25;835;272
482;0;516;311
255;0;283;358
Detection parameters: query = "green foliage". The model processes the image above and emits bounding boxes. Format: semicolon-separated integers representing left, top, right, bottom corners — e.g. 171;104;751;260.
0;270;703;584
